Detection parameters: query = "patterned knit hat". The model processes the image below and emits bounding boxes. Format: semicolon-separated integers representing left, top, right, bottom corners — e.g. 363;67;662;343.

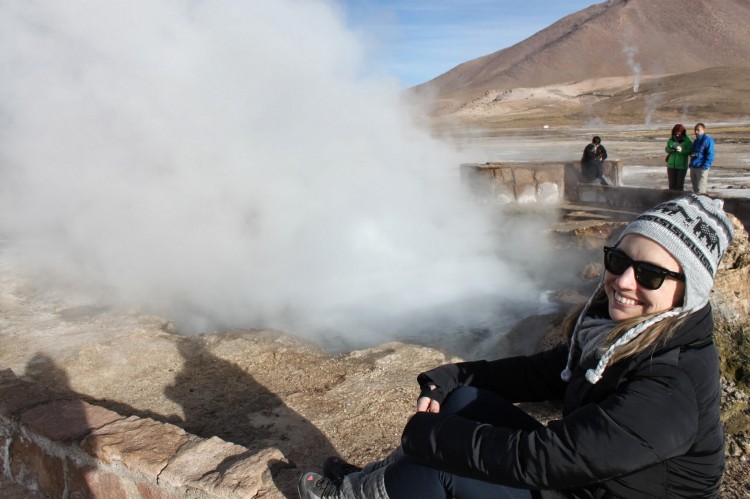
561;194;734;384
617;194;733;310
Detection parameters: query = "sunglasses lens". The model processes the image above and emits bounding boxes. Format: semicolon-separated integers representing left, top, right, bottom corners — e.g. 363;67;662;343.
604;248;630;274
634;264;666;290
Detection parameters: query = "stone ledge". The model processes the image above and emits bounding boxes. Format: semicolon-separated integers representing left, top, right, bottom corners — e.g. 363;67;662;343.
458;160;750;231
0;369;286;498
460;160;623;205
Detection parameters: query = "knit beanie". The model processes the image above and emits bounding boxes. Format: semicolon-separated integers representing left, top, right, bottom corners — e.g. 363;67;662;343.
561;194;734;384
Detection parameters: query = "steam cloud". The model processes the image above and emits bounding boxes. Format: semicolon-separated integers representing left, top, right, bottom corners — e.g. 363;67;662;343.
0;1;549;351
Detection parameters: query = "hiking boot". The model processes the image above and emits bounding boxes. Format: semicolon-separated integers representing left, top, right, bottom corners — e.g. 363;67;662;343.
298;471;341;499
323;456;363;483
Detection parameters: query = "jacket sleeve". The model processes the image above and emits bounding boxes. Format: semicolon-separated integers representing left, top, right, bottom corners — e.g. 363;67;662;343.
417;346;569;404
402;361;699;490
704;138;715;168
682;136;693;157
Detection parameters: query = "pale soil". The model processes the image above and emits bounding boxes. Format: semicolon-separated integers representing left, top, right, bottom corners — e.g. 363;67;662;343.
450;76;659;118
426;67;750;129
3;288;749;499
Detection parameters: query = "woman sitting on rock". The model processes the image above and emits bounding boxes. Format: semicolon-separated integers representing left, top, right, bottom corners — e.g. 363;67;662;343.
299;194;733;499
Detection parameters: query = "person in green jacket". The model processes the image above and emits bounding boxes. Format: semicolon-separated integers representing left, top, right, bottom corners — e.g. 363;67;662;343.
665;123;693;190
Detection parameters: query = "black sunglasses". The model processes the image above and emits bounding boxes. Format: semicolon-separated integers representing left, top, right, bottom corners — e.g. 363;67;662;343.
603;246;685;290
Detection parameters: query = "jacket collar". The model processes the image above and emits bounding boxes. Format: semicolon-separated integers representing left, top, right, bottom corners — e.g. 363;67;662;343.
653;303;714;354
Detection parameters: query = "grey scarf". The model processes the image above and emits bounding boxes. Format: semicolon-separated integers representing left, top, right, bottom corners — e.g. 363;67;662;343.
576;317;615;365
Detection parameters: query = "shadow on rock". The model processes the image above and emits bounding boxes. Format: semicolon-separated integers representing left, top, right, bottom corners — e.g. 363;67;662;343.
19;354;98;498
164;335;337;497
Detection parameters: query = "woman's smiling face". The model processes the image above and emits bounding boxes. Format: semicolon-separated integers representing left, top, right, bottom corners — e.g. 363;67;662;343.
604;234;686;322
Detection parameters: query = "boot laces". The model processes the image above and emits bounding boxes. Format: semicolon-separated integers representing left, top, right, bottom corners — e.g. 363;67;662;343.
316;475;340;497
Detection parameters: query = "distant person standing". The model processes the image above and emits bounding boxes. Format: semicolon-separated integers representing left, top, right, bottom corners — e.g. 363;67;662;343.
665;124;693;190
580;136;611;185
689;123;715;193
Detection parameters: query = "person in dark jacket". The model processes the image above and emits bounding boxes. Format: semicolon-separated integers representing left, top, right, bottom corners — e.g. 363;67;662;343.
665;124;693;190
580;136;611;186
592;135;607;162
298;194;733;499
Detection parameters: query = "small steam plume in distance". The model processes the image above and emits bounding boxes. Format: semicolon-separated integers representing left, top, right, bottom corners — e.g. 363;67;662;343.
0;1;554;352
622;44;642;93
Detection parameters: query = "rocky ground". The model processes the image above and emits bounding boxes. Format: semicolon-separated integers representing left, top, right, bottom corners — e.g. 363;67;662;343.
2;195;749;498
2;126;750;498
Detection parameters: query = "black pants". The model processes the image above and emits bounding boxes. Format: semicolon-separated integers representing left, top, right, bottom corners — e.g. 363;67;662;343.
667;168;687;191
383;387;540;498
582;159;603;182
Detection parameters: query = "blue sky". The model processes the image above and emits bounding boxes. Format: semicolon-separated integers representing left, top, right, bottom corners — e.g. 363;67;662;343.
339;0;599;87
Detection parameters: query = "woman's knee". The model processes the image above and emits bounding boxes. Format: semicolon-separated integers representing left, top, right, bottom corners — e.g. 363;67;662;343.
441;386;481;414
441;386;542;430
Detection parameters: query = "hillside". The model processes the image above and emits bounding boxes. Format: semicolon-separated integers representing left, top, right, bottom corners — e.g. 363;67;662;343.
436;66;750;128
414;0;750;123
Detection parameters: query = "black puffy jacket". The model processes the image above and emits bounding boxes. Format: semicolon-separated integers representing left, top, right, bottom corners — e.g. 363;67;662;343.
401;304;724;498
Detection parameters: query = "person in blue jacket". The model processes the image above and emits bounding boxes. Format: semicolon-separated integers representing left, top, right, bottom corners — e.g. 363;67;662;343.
689;123;716;193
298;194;733;499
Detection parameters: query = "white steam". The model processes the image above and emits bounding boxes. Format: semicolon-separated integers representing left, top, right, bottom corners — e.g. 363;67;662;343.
0;1;547;350
622;44;642;93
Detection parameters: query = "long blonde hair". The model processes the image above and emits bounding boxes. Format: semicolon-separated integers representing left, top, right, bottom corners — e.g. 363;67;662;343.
562;289;689;366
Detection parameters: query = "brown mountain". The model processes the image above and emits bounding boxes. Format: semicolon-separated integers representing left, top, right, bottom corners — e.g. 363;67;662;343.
415;0;750;122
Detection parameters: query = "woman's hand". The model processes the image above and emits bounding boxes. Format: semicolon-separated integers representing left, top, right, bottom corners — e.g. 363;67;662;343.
417;396;441;413
417;384;441;413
